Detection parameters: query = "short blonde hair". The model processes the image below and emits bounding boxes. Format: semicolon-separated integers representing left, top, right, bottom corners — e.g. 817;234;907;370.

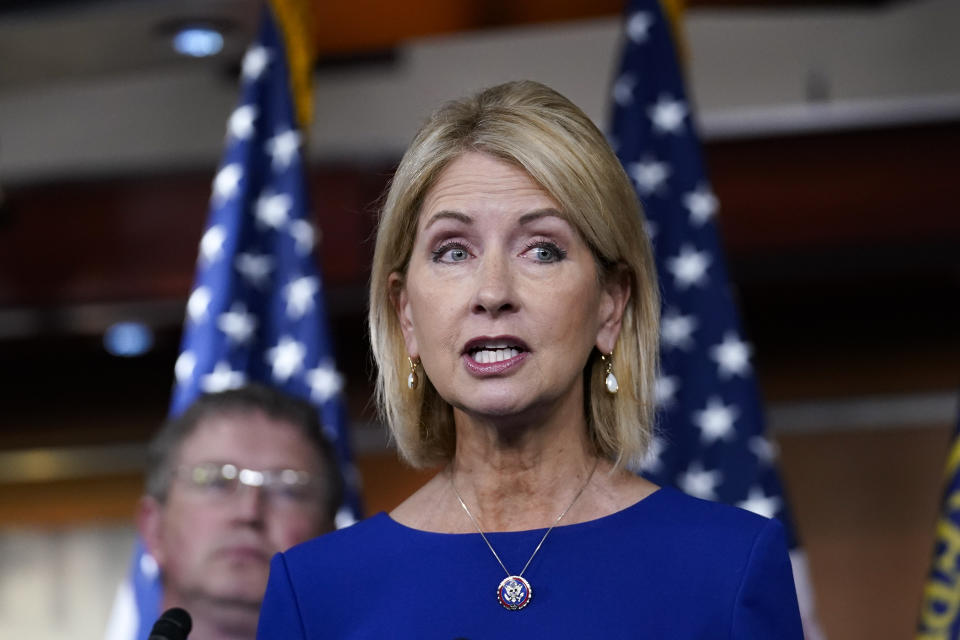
369;80;659;469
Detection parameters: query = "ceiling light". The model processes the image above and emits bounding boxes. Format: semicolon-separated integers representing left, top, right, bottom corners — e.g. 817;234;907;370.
172;26;224;58
104;322;154;357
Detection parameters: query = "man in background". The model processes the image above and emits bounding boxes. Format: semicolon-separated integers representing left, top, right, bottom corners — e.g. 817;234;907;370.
137;385;342;640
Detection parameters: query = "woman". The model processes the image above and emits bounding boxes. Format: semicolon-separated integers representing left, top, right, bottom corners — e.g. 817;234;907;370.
258;80;802;638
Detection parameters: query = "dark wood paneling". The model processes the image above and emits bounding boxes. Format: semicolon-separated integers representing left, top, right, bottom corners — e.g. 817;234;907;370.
312;0;899;57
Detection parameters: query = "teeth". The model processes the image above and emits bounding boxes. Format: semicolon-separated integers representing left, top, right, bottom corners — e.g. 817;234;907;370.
472;348;520;364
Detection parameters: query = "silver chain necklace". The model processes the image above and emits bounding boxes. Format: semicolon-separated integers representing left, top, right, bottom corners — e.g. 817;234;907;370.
450;458;599;611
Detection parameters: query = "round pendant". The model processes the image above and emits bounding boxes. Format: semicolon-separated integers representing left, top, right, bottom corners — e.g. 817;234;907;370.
497;575;532;611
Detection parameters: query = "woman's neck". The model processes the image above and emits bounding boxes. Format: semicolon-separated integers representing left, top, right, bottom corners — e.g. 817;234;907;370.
389;387;658;534
447;396;600;531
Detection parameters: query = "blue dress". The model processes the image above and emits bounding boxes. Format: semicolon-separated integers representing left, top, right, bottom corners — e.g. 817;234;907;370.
257;487;802;639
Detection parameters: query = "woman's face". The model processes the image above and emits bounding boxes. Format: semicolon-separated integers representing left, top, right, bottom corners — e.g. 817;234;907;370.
393;151;627;423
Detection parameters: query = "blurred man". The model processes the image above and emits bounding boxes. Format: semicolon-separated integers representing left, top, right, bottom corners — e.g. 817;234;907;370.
138;385;342;640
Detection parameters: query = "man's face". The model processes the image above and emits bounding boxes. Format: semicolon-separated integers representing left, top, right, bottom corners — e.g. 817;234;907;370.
140;410;331;608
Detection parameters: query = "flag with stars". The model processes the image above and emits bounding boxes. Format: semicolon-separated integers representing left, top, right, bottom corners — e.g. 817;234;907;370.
168;1;360;518
609;1;823;637
917;408;960;639
106;3;362;640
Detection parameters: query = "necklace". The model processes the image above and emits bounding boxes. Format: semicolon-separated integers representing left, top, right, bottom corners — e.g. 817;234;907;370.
450;458;599;611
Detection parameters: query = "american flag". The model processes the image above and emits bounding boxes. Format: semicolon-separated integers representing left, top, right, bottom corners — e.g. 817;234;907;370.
107;5;362;639
609;1;823;637
167;9;361;511
917;409;960;638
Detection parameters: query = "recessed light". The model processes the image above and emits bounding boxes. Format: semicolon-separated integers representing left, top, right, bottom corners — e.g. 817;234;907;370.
172;26;224;58
104;322;154;357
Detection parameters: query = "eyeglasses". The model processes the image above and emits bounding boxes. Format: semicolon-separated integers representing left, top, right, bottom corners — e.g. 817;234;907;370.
174;462;322;507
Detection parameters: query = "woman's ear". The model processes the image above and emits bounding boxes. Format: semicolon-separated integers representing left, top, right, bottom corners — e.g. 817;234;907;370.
388;271;419;358
596;264;631;354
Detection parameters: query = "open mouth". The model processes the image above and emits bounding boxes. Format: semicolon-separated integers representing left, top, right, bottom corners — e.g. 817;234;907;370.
464;338;529;364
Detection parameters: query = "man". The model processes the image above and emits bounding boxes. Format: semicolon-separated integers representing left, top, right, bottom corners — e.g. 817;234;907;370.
137;385;342;640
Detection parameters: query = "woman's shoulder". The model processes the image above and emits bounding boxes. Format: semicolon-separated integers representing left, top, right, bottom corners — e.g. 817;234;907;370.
613;486;786;552
646;485;774;527
282;512;397;565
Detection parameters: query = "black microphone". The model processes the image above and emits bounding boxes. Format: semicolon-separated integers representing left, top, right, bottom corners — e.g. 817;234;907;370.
148;607;192;640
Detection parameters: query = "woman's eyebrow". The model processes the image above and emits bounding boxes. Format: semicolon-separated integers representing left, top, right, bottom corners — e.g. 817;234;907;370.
423;210;472;229
517;208;563;225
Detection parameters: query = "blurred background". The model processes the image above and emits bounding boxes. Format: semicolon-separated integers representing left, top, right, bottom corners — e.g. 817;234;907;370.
1;0;958;638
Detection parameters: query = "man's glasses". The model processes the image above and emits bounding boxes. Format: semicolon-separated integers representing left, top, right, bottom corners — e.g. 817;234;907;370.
174;462;322;507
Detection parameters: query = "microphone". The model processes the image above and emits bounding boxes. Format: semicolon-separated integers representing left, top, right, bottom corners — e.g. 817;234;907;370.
148;608;192;640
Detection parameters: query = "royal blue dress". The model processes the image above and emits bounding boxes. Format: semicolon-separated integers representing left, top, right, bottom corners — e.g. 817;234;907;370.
257;487;802;639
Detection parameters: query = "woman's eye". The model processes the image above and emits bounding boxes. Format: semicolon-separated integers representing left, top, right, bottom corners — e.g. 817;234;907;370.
525;242;566;263
432;243;470;263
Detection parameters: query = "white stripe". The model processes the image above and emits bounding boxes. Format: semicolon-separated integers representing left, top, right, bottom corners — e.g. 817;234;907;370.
102;579;138;640
790;549;827;640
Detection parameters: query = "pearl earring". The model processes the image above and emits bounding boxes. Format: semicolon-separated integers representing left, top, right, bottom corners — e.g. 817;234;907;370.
407;357;420;390
601;352;619;394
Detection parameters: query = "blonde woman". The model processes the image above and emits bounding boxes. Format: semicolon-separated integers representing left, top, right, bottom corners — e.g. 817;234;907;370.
258;81;801;638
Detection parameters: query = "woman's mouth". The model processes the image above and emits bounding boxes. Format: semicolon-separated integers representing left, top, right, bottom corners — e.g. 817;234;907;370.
462;337;529;375
469;345;522;364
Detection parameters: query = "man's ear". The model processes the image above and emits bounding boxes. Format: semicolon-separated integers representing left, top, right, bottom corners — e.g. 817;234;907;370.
388;271;419;358
596;264;632;354
136;495;166;567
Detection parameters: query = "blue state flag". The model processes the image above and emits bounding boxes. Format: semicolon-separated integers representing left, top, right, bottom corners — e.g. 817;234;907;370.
106;3;362;639
917;408;960;639
609;1;823;637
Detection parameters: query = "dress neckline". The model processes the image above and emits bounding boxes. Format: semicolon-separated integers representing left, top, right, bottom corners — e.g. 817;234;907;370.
377;485;667;537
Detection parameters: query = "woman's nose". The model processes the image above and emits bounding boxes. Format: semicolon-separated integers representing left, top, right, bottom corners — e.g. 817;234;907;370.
471;251;517;316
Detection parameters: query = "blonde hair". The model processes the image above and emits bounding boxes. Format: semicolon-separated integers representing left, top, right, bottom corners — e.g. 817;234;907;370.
369;80;659;469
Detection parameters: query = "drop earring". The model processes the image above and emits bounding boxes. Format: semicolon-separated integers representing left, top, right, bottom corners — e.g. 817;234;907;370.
601;352;619;394
407;357;420;390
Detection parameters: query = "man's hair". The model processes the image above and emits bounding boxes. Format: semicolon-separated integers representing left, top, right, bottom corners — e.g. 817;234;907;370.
368;80;659;470
145;384;344;522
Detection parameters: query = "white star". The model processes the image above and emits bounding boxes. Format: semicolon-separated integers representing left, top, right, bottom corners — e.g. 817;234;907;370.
217;303;257;345
628;159;671;195
612;74;636;106
211;163;243;204
684;185;719;226
199;225;226;264
666;245;710;289
679;462;723;500
284;276;319;319
637;435;665;473
692;397;739;444
710;332;752;378
255;191;292;230
648;95;688;134
654;375;679;409
289;219;316;255
334;505;357;529
241;45;271;82
749;436;779;466
266;129;301;171
227;104;258;141
306;363;344;403
186;286;212;323
235;253;274;289
660;310;697;350
139;553;159;580
627;11;654;44
266;336;306;383
174;351;196;384
738;486;782;519
201;361;246;393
